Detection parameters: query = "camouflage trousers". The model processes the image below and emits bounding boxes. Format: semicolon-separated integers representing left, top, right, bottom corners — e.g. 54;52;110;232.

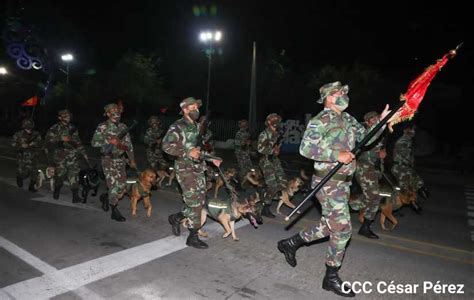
16;151;38;181
299;177;352;267
351;162;381;220
235;149;252;181
102;157;127;206
54;155;80;190
175;161;207;229
259;156;288;205
391;163;424;191
146;147;169;170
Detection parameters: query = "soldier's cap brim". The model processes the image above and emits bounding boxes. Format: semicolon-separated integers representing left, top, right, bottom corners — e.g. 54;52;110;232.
317;85;349;104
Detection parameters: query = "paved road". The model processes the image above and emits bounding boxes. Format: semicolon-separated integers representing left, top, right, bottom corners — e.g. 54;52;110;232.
0;142;473;299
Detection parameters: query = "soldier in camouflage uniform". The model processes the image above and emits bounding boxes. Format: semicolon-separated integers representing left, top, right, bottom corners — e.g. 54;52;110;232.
46;110;89;202
234;119;253;185
350;111;386;239
144;116;168;170
12;119;42;192
91;104;136;222
257;113;287;218
163;97;221;249
277;82;391;297
391;124;429;199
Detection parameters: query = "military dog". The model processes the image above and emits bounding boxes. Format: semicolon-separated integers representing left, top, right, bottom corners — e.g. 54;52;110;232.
79;167;100;203
276;177;304;215
35;166;55;191
128;169;156;217
155;167;176;187
242;168;264;188
212;168;238;199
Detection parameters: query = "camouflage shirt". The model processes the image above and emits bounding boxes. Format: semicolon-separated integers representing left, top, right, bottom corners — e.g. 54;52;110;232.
392;134;414;167
162;117;206;169
235;128;250;151
45;123;86;159
144;127;164;149
257;127;278;155
300;108;382;176
358;139;384;165
91;119;134;160
12;129;42;152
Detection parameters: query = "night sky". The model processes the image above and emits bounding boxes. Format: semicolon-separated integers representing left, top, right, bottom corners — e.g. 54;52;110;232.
1;0;472;147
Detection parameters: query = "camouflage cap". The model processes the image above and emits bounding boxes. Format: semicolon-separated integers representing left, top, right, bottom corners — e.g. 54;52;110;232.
363;111;379;121
104;103;120;115
22;118;34;129
265;113;282;124
148;115;161;125
58;109;72;117
317;81;349;104
179;97;202;110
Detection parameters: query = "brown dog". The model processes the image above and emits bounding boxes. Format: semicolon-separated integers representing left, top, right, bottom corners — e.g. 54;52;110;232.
129;169;156;217
206;168;238;198
156;167;176;187
242;168;264;188
276;177;304;214
355;186;419;231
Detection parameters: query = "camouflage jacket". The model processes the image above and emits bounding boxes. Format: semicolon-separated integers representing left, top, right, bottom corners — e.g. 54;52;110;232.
257;128;278;156
144;127;164;149
162;117;206;170
45;123;86;160
300;108;382;176
235;129;250;151
357;139;384;166
91;119;134;160
12;129;42;153
392;134;414;167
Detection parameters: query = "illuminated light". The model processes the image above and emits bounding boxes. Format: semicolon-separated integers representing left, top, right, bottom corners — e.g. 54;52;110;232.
200;32;207;41
0;67;7;75
206;32;212;39
61;53;74;61
214;31;222;41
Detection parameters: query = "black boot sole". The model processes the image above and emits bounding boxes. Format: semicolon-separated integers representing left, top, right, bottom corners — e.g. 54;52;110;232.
322;281;355;297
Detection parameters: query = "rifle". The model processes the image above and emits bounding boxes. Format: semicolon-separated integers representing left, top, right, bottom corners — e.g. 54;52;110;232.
200;151;238;200
196;110;212;151
103;120;138;154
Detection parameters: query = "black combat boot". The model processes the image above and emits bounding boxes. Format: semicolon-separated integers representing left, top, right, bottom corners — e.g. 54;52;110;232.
322;265;355;297
53;184;62;199
277;233;305;267
417;186;429;200
168;212;184;236
186;228;209;249
110;204;126;222
100;193;109;211
261;203;275;218
72;189;82;203
28;179;37;193
358;218;379;239
16;176;23;188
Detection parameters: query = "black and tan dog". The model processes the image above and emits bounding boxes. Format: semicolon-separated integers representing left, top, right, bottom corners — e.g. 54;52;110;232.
354;185;420;231
206;168;238;199
276;177;304;215
79;167;100;203
155;167;176;187
242;168;264;188
128;169;156;217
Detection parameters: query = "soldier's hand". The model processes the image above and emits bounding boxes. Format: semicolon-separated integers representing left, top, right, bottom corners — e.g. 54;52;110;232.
274;145;281;156
129;160;137;169
21;143;29;148
378;149;387;159
338;151;355;164
62;136;72;142
211;159;222;167
108;137;120;145
188;147;201;160
380;104;392;121
116;143;129;152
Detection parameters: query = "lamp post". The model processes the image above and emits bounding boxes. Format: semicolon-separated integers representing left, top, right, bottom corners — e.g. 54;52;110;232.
199;30;222;114
61;53;73;108
0;66;8;75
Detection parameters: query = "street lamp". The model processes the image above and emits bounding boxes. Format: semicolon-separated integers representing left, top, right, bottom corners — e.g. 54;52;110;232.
199;30;222;114
61;53;74;107
0;66;7;75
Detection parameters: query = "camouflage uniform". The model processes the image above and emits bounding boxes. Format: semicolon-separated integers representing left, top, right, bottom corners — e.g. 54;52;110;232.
144;116;168;170
391;131;424;191
162;115;207;229
12;119;41;189
46;110;87;197
91;104;135;207
257;114;287;206
234;120;253;181
298;85;383;267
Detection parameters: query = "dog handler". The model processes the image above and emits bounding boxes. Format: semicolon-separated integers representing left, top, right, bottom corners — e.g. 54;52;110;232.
277;82;390;297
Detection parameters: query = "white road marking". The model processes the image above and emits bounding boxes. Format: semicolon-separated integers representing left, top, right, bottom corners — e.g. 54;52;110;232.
1;221;249;299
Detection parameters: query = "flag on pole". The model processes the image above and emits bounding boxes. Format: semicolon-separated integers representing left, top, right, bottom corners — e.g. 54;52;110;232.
21;95;39;107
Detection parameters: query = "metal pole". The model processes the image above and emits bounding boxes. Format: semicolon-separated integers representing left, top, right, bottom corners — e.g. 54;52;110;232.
66;63;70;108
206;42;212;115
